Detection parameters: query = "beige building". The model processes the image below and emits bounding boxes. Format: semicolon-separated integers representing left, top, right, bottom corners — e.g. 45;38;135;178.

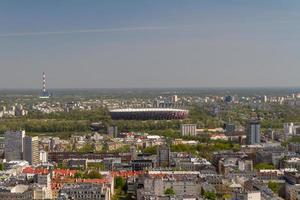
23;136;39;165
137;175;202;199
286;183;300;200
58;183;110;200
0;185;33;200
180;124;197;136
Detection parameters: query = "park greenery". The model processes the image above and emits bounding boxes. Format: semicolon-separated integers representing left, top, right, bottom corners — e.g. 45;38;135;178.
268;181;280;194
254;163;275;170
164;188;176;195
171;141;240;160
288;136;300;144
0;104;224;135
74;170;102;179
1;103;299;136
203;191;217;200
112;176;131;200
143;146;157;155
142;140;240;160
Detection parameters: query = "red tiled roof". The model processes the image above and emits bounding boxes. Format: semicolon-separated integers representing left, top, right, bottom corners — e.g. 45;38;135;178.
54;169;77;176
22;167;49;175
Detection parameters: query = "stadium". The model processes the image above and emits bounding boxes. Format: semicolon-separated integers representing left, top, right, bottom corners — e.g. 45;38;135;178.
109;108;188;120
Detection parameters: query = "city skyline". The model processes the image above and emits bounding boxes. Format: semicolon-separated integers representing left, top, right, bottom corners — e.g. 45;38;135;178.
0;0;300;89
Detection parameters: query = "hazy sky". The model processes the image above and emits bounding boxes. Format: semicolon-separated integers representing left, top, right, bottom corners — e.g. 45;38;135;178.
0;0;300;89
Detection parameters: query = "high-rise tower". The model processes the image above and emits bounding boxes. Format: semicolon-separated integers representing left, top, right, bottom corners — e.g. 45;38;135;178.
43;72;46;93
246;119;261;145
23;136;40;165
157;144;171;167
40;72;51;99
4;130;25;161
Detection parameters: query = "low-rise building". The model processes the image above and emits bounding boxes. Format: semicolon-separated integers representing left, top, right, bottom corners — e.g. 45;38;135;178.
0;185;33;200
58;182;110;200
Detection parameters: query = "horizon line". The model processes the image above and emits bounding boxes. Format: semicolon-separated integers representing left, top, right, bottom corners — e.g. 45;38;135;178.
0;86;300;90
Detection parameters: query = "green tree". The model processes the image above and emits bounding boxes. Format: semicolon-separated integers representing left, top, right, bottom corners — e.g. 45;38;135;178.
115;176;126;189
143;146;157;155
164;188;175;195
83;170;102;179
74;171;83;179
87;162;105;170
268;181;279;194
203;191;216;200
77;143;94;153
254;163;275;170
223;194;232;200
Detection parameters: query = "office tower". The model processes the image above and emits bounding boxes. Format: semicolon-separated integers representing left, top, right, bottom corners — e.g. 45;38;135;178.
23;136;39;165
180;124;197;136
246;120;261;145
171;95;178;103
40;150;48;163
4;130;25;161
0;136;4;155
130;144;137;160
283;123;295;136
157;145;170;167
37;173;51;188
263;95;268;103
107;126;118;138
225;123;236;135
225;95;233;103
238;159;253;172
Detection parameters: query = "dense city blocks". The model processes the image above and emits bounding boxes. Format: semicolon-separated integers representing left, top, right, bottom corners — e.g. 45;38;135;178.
1;1;300;199
1;89;300;200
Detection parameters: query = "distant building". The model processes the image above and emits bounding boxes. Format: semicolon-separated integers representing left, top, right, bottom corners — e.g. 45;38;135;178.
225;95;233;103
296;127;300;135
180;124;197;136
130;144;137;160
282;157;300;171
33;186;53;200
238;159;253;172
4;160;29;170
37;173;51;188
23;136;40;165
136;173;202;199
107;126;118;138
246;120;261;145
67;159;88;169
40;150;48;163
58;183;110;200
263;95;268;103
0;185;33;199
234;191;261;200
0;136;4;156
4;130;25;162
103;157;122;170
284;123;295;136
157;145;170;167
171;95;178;103
225;123;236;135
289;143;300;154
131;160;154;171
